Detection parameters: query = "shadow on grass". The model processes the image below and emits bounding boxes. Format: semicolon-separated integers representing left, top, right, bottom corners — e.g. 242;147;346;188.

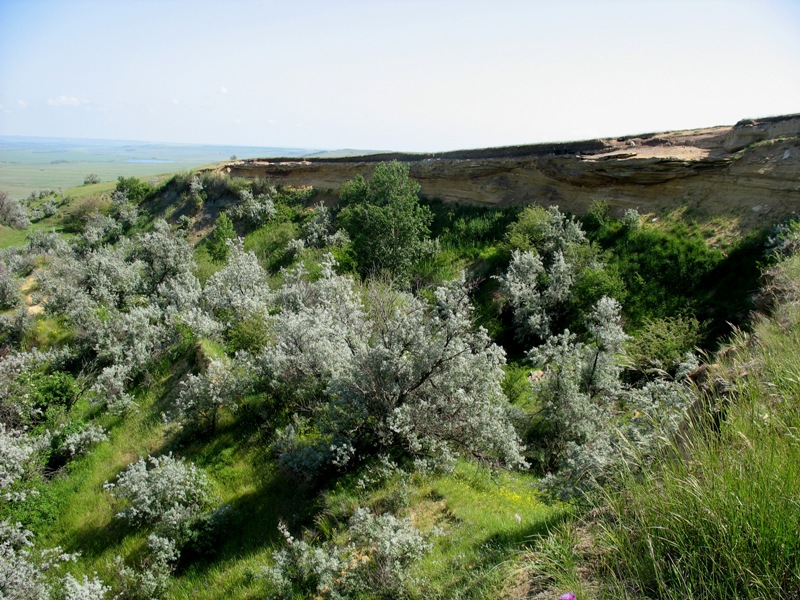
175;464;319;575
429;511;571;598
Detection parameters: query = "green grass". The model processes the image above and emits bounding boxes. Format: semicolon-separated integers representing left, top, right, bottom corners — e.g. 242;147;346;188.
593;254;800;599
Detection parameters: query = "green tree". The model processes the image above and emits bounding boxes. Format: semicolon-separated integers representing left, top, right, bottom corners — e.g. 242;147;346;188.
338;161;432;284
207;212;235;263
115;176;153;205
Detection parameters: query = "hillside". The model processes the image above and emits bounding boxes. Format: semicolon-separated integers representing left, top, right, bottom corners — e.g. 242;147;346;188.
224;114;800;231
1;119;800;600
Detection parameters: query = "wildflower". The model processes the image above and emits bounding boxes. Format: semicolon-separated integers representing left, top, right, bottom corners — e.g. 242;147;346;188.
559;593;577;600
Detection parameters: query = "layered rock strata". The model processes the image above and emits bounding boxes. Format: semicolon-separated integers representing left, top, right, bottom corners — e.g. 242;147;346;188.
221;115;800;224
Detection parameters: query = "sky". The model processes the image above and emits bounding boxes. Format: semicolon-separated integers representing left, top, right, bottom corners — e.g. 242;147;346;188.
1;0;798;152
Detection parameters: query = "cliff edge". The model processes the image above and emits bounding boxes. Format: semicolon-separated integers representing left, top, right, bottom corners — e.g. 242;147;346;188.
221;115;800;225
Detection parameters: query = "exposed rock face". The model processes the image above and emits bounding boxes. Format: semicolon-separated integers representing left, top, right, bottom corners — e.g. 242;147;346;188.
221;115;800;225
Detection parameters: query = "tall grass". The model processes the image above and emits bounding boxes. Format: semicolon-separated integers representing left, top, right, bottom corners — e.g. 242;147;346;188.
598;254;800;599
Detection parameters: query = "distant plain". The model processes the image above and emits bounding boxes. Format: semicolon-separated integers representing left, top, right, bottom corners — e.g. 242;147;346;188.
0;136;321;199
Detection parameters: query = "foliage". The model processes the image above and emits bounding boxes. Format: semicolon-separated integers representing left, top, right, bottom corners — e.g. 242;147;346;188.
202;239;271;322
0;520;79;599
0;262;19;310
114;176;153;205
625;315;702;379
765;214;800;259
61;573;111;599
262;258;526;477
497;205;624;343
205;212;235;263
529;297;693;498
338;161;433;284
0;424;40;494
585;215;722;326
303;202;349;248
50;422;108;461
261;508;431;599
505;205;586;257
104;454;211;535
27;371;79;413
136;219;195;291
228;188;276;228
112;534;178;600
172;355;254;432
0;190;31;229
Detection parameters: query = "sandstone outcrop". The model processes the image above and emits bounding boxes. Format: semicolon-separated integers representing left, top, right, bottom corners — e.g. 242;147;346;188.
220;115;800;227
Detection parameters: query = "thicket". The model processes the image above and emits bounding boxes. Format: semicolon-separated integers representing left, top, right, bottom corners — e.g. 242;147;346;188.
0;163;784;598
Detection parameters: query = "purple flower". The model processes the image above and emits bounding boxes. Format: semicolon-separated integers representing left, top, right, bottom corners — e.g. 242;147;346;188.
559;594;576;600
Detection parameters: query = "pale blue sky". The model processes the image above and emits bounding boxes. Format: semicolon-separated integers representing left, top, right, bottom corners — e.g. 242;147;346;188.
1;0;798;152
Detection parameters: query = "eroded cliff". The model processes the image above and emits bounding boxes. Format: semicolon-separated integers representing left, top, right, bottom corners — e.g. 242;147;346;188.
221;115;800;227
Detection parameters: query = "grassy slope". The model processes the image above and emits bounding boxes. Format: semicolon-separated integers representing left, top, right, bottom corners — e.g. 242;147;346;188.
37;342;563;599
4;172;788;599
533;254;800;599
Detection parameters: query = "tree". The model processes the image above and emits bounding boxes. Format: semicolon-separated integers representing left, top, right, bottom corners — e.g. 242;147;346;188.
202;239;271;321
172;355;254;432
206;213;236;263
115;176;153;205
338;161;432;284
261;259;526;477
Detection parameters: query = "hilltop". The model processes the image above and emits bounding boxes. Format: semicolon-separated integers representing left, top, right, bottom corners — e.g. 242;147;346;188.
223;114;800;231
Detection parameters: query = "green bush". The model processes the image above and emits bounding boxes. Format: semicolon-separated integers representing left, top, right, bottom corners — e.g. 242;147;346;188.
338;161;433;285
206;212;236;263
115;176;154;205
626;315;702;378
27;371;78;413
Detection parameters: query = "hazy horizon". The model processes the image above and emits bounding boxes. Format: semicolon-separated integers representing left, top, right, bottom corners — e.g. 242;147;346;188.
2;0;799;152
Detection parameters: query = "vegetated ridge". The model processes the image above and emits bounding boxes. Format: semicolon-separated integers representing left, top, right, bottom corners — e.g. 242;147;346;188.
224;114;800;226
3;116;800;600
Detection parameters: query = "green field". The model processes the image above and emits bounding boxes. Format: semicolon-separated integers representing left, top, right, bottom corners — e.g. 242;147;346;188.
0;136;320;199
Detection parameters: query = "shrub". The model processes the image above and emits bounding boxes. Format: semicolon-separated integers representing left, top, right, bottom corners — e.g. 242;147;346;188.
112;534;178;600
263;260;527;477
61;573;111;599
337;161;433;285
0;190;30;229
114;177;153;205
202;240;271;321
28;371;78;413
261;508;431;599
529;297;693;498
172;355;254;432
205;213;236;263
303;202;349;248
136;220;195;291
0;424;39;494
228;189;276;227
104;454;211;535
504;205;585;256
53;422;108;459
0;520;79;599
626;315;702;379
0;263;19;310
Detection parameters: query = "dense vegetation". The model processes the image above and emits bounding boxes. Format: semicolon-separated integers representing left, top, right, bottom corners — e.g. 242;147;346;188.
0;164;796;599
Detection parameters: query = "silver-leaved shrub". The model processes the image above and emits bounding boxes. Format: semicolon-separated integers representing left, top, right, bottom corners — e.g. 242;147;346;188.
261;507;431;599
104;454;211;536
